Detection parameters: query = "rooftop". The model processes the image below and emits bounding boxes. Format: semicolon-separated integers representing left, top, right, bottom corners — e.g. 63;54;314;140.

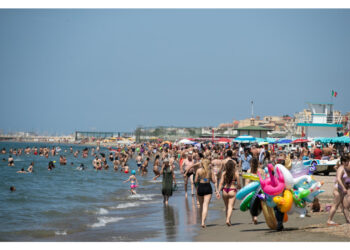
235;126;273;131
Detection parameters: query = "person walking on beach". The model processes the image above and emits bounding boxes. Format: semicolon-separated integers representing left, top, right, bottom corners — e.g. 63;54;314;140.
152;155;161;180
181;152;195;198
136;153;142;172
211;153;223;189
195;158;217;228
216;159;240;226
160;158;176;205
327;156;350;226
239;148;252;187
246;157;263;224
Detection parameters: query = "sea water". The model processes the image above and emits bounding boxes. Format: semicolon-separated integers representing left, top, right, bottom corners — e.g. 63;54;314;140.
0;142;218;241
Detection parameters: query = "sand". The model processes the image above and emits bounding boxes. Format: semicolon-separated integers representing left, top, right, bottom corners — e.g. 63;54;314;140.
195;174;350;242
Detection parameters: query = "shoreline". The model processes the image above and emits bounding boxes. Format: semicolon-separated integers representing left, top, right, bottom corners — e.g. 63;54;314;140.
194;174;350;242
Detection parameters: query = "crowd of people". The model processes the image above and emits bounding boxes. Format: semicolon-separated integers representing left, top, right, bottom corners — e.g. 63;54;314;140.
2;140;350;230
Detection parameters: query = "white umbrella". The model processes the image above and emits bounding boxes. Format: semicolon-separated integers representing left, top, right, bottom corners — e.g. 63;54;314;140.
178;139;195;145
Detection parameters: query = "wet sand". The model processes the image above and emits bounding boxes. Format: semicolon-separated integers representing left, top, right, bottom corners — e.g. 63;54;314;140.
195;174;350;242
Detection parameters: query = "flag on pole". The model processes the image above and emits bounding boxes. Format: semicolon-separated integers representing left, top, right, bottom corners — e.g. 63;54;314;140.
332;90;338;97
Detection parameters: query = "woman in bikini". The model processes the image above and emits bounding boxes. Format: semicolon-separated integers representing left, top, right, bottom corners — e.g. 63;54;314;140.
217;159;241;226
327;155;350;226
194;158;217;228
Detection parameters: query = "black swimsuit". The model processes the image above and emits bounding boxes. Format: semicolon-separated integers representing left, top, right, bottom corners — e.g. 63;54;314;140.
197;176;212;196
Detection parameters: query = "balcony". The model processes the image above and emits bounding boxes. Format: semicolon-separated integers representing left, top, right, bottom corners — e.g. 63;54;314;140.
296;114;342;124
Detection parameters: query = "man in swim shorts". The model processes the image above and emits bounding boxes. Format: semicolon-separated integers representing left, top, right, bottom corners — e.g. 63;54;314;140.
181;152;195;198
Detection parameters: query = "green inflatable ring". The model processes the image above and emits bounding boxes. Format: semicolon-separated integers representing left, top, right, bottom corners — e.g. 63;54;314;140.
240;191;256;212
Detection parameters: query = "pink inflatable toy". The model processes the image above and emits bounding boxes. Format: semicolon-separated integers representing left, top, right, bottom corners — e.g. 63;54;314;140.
258;164;285;196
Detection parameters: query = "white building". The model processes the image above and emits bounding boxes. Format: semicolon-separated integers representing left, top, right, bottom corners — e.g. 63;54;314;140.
296;103;342;138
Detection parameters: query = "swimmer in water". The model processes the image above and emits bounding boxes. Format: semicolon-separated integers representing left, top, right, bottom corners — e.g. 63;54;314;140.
27;162;34;173
48;161;55;171
17;168;27;174
76;163;85;171
8;155;14;167
124;170;139;195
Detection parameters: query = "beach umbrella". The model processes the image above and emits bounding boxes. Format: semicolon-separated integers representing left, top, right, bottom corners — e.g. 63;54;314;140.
276;139;292;144
233;135;256;143
218;138;231;143
161;141;172;145
178;138;195;145
266;138;276;144
331;136;350;143
292;139;310;144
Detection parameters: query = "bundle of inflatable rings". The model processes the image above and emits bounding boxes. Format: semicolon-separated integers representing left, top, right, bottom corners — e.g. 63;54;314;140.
236;163;324;229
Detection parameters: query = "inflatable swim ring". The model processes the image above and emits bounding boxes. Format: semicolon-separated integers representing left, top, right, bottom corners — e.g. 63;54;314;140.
240;191;256;212
261;200;277;230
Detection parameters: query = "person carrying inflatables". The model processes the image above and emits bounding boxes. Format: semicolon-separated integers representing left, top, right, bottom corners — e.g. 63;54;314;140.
246;157;264;224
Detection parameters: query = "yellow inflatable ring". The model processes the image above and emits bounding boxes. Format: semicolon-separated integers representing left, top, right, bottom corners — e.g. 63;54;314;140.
261;200;277;230
272;190;293;213
242;173;260;181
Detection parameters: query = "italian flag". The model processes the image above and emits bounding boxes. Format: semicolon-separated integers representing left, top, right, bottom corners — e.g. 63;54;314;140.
332;90;338;97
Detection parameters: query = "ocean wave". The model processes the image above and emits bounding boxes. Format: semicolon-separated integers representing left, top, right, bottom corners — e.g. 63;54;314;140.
97;208;109;215
55;230;67;236
148;179;162;183
112;202;142;209
89;216;124;228
128;193;159;201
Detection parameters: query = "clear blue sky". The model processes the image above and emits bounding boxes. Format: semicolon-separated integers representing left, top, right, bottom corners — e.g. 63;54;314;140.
0;9;350;135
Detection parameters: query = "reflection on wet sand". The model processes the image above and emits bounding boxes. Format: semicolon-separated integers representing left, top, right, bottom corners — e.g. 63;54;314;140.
163;205;178;241
185;196;199;226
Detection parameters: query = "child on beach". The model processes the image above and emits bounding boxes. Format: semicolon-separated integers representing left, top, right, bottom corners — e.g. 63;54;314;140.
124;170;138;195
327;156;350;226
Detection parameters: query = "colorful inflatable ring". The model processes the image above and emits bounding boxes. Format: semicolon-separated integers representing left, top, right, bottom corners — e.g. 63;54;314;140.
240;191;256;212
236;181;260;200
242;173;260;181
272;190;293;213
291;190;306;208
283;212;288;222
250;189;262;217
275;164;294;190
261;200;277;230
259;164;285;196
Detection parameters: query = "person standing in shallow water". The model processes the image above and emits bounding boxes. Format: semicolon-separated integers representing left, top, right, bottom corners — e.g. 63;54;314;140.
161;158;176;206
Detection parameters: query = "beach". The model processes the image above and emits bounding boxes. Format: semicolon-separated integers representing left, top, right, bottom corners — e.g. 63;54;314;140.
195;174;350;242
0;142;218;242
